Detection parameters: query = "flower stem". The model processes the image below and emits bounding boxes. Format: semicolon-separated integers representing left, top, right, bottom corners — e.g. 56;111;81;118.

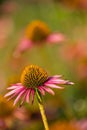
36;90;49;130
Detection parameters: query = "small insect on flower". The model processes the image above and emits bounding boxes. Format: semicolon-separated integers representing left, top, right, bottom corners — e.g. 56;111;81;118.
13;20;65;58
4;65;74;106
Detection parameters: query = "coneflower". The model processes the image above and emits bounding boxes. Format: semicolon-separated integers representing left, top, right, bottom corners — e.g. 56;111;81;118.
13;20;65;58
5;64;74;130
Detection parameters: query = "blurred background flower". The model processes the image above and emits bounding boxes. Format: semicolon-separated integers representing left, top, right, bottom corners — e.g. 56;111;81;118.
13;20;65;58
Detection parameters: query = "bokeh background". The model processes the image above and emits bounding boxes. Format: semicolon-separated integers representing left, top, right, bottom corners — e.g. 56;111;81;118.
0;0;87;130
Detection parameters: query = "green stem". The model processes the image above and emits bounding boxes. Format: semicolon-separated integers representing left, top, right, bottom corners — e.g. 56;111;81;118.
36;90;49;130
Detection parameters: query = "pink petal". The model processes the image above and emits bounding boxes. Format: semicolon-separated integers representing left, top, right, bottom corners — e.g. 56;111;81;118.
47;76;74;85
13;38;33;58
54;79;71;84
7;93;19;101
7;88;25;101
13;89;26;105
42;86;55;95
48;75;62;81
5;86;25;98
7;85;22;90
26;89;31;103
4;89;19;97
7;88;24;101
46;33;65;44
20;90;29;107
47;79;69;84
38;87;45;95
45;83;64;89
66;82;74;85
18;38;32;52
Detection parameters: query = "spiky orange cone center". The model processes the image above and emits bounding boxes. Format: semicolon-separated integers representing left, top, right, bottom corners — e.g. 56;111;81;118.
21;65;48;88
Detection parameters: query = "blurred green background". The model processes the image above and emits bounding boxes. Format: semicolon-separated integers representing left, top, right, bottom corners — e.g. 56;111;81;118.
0;0;87;130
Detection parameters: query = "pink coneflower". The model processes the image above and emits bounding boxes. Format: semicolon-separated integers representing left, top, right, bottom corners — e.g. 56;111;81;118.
13;20;65;58
4;64;74;106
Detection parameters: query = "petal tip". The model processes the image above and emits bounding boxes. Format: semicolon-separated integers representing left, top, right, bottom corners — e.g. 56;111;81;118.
67;81;74;85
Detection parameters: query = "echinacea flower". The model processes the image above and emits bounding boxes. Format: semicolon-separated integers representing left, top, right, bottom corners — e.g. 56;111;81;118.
4;64;74;106
13;20;65;58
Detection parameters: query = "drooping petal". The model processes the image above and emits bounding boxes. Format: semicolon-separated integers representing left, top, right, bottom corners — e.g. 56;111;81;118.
38;86;45;95
26;89;31;103
66;81;74;85
18;38;32;52
47;76;74;85
13;38;33;58
4;89;18;97
5;86;25;97
7;87;25;101
46;33;65;44
42;86;55;95
8;93;19;101
45;83;64;89
13;89;26;105
46;79;69;84
19;90;30;107
7;85;22;90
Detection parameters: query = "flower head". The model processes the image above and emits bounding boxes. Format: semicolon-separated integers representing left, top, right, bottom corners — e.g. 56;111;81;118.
25;20;50;42
4;64;74;106
13;20;65;58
